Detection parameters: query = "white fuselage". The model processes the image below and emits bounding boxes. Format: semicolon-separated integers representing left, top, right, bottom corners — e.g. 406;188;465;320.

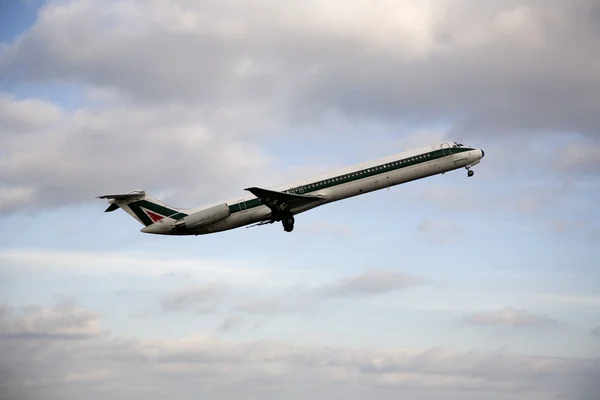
150;141;483;235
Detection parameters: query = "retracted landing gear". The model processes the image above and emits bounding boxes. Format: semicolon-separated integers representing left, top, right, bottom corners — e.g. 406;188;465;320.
282;215;295;232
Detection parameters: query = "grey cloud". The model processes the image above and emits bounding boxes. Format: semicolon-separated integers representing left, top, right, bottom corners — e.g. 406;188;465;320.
1;0;599;214
553;143;600;173
0;93;62;134
235;296;304;315
0;0;280;105
0;100;280;213
463;306;560;328
317;269;422;297
161;282;230;313
592;327;600;337
0;299;100;339
217;316;244;332
237;269;422;315
2;0;599;139
1;321;598;400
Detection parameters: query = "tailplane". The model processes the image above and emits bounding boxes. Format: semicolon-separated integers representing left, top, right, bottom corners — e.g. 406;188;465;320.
97;190;188;226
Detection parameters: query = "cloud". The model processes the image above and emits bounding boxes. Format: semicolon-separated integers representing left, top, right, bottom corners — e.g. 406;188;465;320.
462;307;560;328
317;269;423;297
0;303;598;400
553;142;600;173
237;269;423;315
523;293;600;309
592;327;600;337
161;282;230;313
0;299;100;339
0;97;279;213
0;93;62;134
0;248;291;285
235;296;305;315
1;0;599;213
217;316;244;332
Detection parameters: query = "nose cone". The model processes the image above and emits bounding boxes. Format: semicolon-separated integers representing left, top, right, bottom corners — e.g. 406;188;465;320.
481;149;485;158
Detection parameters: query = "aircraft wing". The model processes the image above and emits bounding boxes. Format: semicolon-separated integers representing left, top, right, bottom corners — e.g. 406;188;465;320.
244;187;324;215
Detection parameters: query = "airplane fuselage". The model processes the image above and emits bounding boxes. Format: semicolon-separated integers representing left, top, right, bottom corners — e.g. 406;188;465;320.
129;141;484;235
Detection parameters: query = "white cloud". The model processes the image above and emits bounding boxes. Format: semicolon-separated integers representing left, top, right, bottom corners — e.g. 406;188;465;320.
462;307;560;328
0;248;310;287
0;299;100;339
1;0;599;213
0;186;37;213
0;93;62;133
0;97;280;213
0;302;597;400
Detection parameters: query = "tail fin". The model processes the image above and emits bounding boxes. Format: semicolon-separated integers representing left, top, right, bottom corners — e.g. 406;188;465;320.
97;190;188;226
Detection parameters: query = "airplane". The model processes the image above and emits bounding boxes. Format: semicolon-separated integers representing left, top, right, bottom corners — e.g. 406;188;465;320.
98;141;484;235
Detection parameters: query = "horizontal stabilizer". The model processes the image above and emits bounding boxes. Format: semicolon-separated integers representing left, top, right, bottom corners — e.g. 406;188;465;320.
104;203;120;212
97;190;146;201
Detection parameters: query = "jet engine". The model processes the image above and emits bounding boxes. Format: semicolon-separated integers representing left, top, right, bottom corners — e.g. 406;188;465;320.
175;203;231;230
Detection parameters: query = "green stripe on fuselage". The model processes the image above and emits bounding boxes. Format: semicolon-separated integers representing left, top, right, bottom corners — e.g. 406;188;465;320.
228;147;471;214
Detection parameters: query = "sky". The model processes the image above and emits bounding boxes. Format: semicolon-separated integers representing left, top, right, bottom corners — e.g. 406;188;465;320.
0;0;599;399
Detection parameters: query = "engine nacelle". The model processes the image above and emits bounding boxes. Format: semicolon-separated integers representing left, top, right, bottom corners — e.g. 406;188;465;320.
176;203;231;230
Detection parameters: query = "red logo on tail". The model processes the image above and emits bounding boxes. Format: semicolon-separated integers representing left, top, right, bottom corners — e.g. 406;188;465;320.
145;210;164;223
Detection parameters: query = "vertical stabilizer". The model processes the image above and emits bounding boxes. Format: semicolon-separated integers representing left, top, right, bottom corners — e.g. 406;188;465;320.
97;190;188;226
